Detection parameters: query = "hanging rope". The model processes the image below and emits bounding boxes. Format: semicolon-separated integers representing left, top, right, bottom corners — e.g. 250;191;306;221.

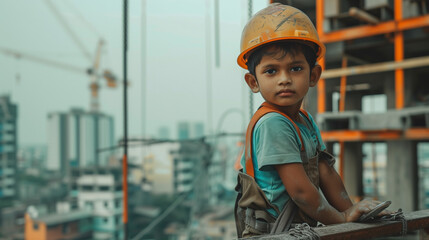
379;209;407;236
288;223;320;240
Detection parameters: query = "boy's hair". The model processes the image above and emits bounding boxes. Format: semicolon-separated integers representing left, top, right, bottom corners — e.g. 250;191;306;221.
246;41;317;77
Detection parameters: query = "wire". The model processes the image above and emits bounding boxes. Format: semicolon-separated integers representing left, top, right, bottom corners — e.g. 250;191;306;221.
131;192;191;240
45;0;93;62
122;0;129;239
214;0;220;67
130;133;242;238
121;132;243;239
63;0;103;40
96;132;244;153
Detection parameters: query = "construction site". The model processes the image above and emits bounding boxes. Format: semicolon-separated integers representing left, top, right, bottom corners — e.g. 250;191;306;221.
297;0;429;238
2;0;429;239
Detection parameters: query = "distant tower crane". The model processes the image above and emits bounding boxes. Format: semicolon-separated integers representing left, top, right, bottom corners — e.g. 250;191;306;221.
0;0;119;112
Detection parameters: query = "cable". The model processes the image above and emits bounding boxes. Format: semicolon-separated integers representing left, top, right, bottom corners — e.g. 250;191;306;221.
131;192;191;240
96;132;244;238
63;0;103;39
44;0;92;62
97;132;244;153
122;0;129;239
128;132;243;239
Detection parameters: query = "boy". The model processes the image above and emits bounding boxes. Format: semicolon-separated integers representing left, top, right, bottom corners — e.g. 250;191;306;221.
234;3;387;237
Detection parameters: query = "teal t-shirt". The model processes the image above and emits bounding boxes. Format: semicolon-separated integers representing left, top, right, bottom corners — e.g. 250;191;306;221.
240;111;326;217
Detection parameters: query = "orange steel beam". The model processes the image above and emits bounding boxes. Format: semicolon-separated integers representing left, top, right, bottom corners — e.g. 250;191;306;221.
395;0;404;109
321;55;429;79
322;129;429;142
320;14;429;43
405;128;429;139
339;56;348;112
316;0;325;113
321;130;402;142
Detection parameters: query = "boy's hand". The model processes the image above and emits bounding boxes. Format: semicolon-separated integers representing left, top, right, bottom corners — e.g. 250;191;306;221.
343;198;392;222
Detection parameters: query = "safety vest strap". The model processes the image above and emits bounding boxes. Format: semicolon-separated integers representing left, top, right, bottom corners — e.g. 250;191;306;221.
245;102;307;178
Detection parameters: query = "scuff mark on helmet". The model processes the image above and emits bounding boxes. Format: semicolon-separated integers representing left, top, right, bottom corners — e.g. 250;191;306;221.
275;11;299;31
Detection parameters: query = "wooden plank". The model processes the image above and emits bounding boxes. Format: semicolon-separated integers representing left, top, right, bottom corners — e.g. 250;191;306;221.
349;7;380;24
243;210;429;239
321;130;402;142
321;56;429;79
315;209;429;240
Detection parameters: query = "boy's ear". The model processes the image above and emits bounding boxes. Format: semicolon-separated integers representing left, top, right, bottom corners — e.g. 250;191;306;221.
245;73;260;93
310;64;322;87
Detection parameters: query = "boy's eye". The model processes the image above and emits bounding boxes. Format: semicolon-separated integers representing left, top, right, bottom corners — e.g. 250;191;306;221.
291;66;303;72
264;69;276;74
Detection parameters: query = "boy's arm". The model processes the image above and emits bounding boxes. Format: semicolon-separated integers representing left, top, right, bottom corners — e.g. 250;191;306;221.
275;163;380;224
318;159;353;212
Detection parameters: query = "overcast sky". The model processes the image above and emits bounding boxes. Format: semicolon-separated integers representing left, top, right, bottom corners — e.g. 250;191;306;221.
0;0;269;146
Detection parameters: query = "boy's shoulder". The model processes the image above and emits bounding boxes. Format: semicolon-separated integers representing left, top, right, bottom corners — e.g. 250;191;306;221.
256;110;315;126
255;112;299;131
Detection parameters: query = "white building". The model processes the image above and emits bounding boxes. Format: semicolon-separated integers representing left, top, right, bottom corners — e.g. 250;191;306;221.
127;141;178;195
47;108;115;175
71;167;123;240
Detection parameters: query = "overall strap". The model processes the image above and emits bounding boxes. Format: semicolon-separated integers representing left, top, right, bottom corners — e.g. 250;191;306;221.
245;102;306;178
299;108;322;152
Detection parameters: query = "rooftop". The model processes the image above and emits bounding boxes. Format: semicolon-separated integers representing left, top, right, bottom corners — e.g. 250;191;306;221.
34;210;91;226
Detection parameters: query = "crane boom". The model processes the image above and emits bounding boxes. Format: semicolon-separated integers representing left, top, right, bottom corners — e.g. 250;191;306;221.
3;1;120;113
0;47;86;74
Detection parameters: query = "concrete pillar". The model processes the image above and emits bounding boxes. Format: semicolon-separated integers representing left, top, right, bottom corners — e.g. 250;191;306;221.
384;75;396;110
344;92;362;111
343;142;363;199
386;140;418;212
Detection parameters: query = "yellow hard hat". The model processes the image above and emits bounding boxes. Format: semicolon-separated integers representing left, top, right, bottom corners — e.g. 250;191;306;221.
237;3;325;69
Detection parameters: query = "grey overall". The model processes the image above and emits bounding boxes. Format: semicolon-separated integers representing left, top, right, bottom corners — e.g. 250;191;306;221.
234;102;335;238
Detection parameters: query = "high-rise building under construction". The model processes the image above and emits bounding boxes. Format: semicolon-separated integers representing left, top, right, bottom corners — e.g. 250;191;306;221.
47;108;115;176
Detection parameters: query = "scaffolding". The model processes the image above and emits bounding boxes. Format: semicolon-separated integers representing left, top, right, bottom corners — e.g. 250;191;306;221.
313;0;429;210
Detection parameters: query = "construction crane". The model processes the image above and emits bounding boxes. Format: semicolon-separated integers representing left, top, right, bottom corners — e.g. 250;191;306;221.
0;44;117;112
0;0;119;112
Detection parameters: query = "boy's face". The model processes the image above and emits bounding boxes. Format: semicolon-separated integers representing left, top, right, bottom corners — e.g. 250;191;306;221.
245;47;321;112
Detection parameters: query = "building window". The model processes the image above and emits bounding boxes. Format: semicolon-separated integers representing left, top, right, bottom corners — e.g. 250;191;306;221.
115;200;120;208
33;223;39;230
62;223;70;234
86;201;93;209
103;218;109;224
104;201;109;208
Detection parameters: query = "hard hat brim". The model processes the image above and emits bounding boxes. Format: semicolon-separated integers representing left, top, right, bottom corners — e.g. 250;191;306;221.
237;37;326;69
